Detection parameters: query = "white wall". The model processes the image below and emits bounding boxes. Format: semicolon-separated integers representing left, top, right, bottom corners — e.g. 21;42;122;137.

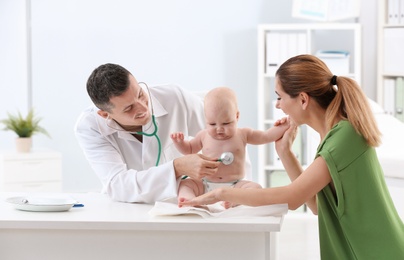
0;0;29;148
0;0;377;192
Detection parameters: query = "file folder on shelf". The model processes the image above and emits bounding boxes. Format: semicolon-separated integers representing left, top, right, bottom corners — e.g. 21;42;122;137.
265;32;308;75
383;28;404;75
266;32;281;75
388;0;400;24
395;77;404;122
384;78;396;116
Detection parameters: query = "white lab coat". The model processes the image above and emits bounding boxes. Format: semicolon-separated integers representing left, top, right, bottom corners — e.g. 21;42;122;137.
75;84;205;203
75;84;252;203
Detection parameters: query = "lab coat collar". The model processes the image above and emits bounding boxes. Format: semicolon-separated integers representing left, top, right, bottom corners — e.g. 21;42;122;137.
149;92;167;118
96;91;167;137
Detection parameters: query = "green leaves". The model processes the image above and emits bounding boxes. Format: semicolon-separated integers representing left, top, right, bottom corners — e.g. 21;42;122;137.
1;108;50;138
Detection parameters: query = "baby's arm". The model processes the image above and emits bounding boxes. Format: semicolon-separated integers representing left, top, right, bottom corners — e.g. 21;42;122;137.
170;131;204;155
245;117;290;145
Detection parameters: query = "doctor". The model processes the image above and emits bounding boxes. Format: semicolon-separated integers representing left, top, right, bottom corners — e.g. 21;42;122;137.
75;63;226;203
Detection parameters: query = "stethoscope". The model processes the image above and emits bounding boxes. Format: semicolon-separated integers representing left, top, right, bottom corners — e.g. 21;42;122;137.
105;82;234;168
217;151;234;165
137;82;161;166
105;82;162;166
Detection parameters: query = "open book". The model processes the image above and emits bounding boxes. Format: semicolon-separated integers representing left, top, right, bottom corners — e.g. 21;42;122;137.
149;199;288;218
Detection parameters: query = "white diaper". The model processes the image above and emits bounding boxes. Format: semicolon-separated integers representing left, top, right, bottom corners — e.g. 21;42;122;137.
202;178;239;193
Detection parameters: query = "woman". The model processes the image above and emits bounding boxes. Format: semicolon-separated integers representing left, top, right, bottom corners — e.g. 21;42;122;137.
179;55;404;259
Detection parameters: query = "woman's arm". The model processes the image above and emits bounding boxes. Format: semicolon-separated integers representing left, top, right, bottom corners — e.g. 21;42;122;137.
275;122;319;213
179;122;332;214
282;156;331;214
179;159;331;214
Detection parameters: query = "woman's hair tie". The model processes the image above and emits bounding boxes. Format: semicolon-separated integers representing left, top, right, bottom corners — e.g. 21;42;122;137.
331;75;337;85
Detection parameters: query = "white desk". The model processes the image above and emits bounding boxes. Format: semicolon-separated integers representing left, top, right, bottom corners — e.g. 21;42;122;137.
0;192;285;260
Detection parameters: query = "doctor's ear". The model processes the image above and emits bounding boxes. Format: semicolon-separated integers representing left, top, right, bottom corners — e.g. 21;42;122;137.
97;110;109;119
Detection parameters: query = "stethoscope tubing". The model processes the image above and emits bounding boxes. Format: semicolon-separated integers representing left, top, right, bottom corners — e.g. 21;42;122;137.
137;114;161;166
137;82;161;166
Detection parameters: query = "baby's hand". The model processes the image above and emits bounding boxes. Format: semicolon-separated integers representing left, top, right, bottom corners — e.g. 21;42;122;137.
170;132;185;143
274;116;289;127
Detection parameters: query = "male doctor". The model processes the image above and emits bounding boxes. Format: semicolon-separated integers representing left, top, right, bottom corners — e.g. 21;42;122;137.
75;63;251;203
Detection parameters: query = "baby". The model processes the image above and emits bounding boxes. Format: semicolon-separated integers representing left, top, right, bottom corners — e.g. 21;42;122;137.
171;87;289;208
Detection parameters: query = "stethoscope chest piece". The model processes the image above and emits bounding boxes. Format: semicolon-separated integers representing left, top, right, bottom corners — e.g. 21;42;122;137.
218;152;234;165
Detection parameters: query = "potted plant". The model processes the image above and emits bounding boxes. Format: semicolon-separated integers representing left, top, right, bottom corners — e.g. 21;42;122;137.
1;108;50;153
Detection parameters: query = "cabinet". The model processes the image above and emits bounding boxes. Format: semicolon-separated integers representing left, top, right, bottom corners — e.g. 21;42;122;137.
377;0;404;122
257;23;361;188
0;150;62;192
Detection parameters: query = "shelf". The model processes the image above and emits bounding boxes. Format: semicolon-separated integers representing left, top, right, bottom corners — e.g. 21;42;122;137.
381;73;404;77
259;23;361;31
383;24;404;28
263;72;357;78
376;0;404;122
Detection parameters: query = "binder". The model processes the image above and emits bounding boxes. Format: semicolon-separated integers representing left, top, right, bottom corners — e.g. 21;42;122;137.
384;78;395;115
400;0;404;24
266;32;280;75
266;32;307;75
297;33;308;54
388;0;400;24
287;33;298;59
383;28;404;75
395;77;404;122
279;33;289;68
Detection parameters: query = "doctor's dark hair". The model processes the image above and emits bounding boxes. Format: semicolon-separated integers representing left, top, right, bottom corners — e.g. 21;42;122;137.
276;54;381;147
86;63;131;112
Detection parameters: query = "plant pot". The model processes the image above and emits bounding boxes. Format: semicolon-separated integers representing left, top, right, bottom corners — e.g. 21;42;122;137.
15;137;32;153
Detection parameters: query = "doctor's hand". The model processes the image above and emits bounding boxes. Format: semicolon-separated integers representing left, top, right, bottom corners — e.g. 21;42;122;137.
173;154;220;180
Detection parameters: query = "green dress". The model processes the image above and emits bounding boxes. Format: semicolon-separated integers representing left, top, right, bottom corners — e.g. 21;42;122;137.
316;120;404;259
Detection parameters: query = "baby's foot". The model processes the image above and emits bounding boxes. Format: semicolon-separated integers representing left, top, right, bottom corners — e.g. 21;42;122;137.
178;197;189;207
221;201;240;209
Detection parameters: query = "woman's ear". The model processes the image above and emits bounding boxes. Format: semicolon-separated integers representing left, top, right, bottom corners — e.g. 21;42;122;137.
299;92;310;110
97;110;109;119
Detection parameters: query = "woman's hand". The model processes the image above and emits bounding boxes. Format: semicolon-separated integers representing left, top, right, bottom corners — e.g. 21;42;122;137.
275;119;298;156
178;188;222;207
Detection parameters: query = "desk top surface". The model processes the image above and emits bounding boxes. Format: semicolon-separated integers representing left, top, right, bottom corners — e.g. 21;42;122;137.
0;192;285;232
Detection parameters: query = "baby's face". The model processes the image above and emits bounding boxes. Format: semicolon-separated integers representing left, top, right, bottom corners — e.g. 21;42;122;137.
205;107;238;140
